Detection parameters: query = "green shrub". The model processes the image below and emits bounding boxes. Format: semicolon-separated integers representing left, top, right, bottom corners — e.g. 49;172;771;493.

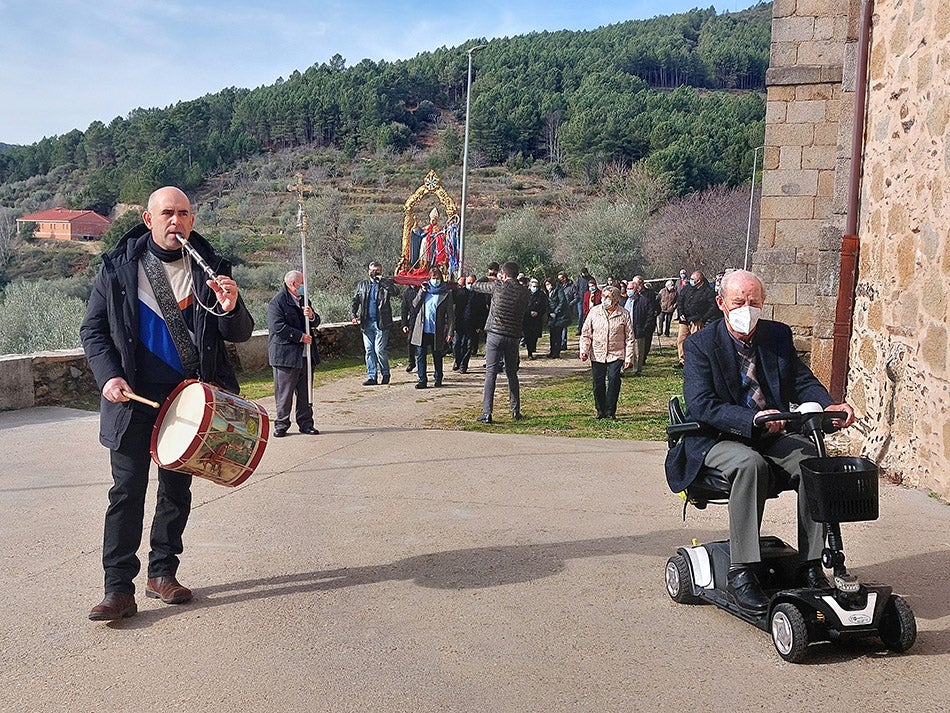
0;280;86;354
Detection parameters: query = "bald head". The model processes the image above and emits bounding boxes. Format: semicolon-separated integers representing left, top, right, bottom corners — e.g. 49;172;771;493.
143;186;195;250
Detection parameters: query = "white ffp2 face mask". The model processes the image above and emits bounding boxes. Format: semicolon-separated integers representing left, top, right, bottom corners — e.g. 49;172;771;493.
727;305;762;335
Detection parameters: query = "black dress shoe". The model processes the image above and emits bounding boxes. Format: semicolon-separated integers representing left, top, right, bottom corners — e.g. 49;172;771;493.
799;561;831;589
380;374;391;385
362;378;378;386
273;430;287;438
476;414;492;424
405;365;414;373
300;427;320;435
434;379;443;387
415;381;427;389
512;411;523;421
89;592;137;621
726;567;770;613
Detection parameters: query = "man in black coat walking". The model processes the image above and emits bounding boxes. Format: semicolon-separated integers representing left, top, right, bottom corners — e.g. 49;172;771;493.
267;270;320;437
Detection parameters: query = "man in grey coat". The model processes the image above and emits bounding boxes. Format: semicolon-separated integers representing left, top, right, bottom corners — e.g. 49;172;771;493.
471;261;531;423
267;270;320;437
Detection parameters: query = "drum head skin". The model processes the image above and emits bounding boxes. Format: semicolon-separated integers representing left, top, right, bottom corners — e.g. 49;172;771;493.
150;380;269;487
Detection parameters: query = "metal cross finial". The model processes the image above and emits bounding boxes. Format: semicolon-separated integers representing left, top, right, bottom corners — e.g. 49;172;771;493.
288;173;314;199
288;173;314;230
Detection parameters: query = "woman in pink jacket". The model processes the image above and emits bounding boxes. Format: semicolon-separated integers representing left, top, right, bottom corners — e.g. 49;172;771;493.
579;286;635;420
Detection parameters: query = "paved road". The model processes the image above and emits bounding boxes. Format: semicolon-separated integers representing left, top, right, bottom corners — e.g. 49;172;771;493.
1;359;947;712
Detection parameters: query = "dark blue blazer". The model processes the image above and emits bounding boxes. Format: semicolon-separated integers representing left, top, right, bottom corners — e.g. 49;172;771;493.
267;288;320;369
665;318;832;493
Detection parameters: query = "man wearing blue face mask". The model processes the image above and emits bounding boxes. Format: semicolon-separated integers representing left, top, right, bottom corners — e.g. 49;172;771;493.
667;269;856;614
267;270;321;437
408;267;454;388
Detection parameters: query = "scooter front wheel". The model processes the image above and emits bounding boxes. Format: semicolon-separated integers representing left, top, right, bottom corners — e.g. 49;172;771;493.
665;553;699;604
771;603;810;663
880;594;917;653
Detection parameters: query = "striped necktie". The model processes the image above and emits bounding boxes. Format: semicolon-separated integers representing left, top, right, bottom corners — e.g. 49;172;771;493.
738;346;766;410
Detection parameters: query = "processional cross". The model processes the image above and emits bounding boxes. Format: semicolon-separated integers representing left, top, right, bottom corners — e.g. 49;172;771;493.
287;172;315;406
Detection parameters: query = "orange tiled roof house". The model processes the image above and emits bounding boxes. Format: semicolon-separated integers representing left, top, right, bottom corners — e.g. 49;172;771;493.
16;208;111;241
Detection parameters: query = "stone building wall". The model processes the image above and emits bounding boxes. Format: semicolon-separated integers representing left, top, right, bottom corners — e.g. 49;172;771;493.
761;0;949;498
845;0;949;497
756;0;861;373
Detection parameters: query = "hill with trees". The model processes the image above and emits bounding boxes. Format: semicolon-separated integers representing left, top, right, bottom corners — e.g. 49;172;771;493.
0;3;770;355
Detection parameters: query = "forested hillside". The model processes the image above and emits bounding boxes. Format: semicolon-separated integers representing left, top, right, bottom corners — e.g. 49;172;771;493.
0;3;771;355
0;4;770;212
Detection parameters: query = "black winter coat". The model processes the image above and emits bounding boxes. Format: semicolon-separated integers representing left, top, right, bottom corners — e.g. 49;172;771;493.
80;224;253;450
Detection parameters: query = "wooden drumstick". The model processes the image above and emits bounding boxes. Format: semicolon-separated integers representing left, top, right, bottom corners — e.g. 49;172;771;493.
121;390;160;409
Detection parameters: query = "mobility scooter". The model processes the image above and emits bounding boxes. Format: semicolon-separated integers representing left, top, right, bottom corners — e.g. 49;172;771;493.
663;399;917;663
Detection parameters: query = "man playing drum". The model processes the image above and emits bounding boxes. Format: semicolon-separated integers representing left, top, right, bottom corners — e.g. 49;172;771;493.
80;186;253;621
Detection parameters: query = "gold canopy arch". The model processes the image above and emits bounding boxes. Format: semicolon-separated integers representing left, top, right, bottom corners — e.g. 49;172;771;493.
397;170;459;277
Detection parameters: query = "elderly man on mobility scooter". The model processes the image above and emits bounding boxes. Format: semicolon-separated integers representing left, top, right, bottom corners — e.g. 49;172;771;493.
666;269;855;614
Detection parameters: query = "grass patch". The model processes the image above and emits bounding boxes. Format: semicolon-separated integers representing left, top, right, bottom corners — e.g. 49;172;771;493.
432;345;685;441
238;355;366;400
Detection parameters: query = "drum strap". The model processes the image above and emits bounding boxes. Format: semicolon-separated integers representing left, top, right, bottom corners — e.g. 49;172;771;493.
141;249;200;377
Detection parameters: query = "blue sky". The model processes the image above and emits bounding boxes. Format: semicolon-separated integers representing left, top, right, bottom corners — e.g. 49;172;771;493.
1;0;763;146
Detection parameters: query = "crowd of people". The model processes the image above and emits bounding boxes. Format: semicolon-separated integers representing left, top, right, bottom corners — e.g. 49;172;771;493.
338;259;739;424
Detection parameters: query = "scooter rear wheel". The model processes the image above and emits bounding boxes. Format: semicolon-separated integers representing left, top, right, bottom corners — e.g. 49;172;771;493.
880;594;916;653
665;554;699;604
771;602;809;663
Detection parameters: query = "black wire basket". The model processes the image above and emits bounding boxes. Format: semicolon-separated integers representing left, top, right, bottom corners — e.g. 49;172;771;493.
800;456;879;523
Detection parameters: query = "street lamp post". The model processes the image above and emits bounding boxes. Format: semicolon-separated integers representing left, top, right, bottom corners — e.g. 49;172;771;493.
744;144;764;271
459;43;487;277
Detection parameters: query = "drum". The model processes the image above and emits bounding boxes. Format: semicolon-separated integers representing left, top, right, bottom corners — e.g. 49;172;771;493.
150;380;269;487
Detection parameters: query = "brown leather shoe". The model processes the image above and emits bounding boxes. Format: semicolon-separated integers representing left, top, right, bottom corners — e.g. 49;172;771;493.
89;592;137;621
145;576;193;604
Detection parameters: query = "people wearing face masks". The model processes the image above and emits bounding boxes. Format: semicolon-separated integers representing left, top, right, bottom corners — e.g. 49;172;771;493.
579;286;634;420
674;270;718;367
352;261;400;386
408;267;454;388
452;274;482;374
666;269;856;614
574;267;593;332
580;277;602;333
545;277;571;358
267;270;321;437
657;279;678;337
522;277;548;359
623;276;660;375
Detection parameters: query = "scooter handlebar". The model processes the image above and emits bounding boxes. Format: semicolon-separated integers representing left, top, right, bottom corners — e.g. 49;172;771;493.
753;410;848;428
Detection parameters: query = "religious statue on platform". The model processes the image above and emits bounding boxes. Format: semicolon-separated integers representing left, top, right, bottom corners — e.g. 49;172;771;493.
396;170;460;284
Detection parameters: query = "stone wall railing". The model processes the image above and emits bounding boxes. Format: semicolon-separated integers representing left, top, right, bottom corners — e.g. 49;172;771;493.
0;321;407;411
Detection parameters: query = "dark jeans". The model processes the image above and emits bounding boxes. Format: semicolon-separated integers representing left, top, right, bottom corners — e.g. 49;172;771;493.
591;359;623;418
453;327;477;370
548;324;566;357
103;397;192;594
658;311;673;337
481;332;521;417
415;332;444;385
273;364;314;434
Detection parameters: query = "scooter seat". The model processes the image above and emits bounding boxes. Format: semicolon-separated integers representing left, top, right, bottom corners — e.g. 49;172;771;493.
668;396;795;512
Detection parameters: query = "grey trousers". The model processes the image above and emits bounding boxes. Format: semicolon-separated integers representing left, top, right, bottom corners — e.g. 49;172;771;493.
273;364;314;434
704;433;824;565
481;332;521;417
